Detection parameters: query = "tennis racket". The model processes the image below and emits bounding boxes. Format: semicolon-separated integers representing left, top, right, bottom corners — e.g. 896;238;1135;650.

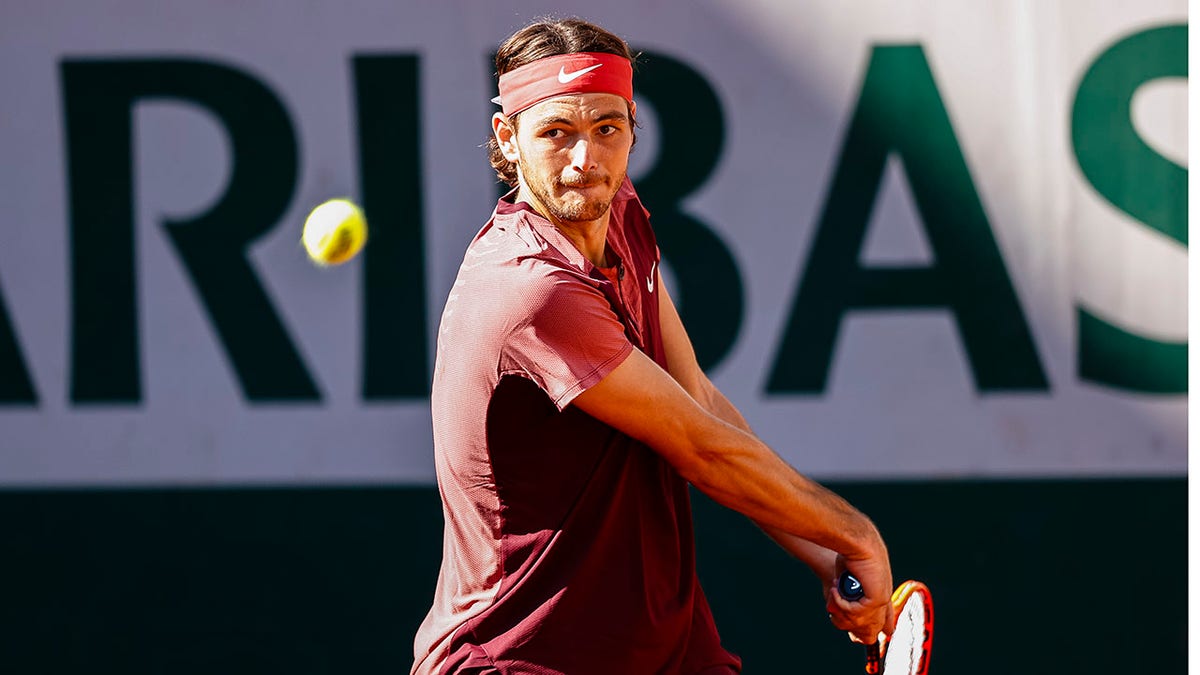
838;572;934;675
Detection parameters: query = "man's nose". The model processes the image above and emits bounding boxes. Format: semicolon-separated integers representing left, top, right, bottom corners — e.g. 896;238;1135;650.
569;139;597;174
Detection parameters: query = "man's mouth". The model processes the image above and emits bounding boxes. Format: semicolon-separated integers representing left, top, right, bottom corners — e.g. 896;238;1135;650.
560;176;604;190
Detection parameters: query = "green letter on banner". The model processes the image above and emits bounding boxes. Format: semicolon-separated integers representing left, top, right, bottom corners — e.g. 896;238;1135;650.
61;59;316;403
1072;24;1187;393
768;45;1047;394
633;51;743;371
0;286;36;404
354;55;430;399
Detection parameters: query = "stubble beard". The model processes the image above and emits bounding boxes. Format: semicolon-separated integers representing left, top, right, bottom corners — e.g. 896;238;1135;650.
521;160;625;225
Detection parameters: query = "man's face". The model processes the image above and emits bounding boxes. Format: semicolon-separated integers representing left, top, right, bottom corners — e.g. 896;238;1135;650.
495;93;635;225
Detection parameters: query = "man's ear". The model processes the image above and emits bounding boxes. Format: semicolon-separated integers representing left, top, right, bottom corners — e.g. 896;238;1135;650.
492;113;520;162
629;100;637;125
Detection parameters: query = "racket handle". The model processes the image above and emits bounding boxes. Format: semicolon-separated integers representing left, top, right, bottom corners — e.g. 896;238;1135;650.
864;643;882;675
838;571;865;601
838;572;886;675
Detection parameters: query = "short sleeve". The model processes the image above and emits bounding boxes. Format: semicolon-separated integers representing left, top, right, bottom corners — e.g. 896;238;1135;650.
503;272;634;410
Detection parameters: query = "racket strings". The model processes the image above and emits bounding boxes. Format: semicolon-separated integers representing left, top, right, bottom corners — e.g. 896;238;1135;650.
882;593;927;675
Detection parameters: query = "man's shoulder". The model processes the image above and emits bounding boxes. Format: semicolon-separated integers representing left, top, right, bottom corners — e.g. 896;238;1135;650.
466;212;539;262
610;177;653;231
460;216;596;297
611;175;643;209
608;178;658;266
475;210;576;261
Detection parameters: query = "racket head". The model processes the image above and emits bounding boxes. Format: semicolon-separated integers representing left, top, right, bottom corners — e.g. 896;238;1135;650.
875;580;934;675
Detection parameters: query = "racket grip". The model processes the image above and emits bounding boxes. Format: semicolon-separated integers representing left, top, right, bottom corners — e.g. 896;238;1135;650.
838;572;881;675
864;643;881;675
838;571;865;601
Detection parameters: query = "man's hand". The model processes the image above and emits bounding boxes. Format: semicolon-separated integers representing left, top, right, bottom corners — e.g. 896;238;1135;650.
826;552;895;645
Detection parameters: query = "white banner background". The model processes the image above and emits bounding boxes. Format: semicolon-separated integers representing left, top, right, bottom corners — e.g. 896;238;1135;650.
0;0;1187;485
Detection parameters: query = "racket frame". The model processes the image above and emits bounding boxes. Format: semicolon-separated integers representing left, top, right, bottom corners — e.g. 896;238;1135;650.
867;580;933;675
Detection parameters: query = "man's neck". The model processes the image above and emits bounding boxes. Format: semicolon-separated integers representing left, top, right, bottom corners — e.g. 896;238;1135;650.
517;187;611;268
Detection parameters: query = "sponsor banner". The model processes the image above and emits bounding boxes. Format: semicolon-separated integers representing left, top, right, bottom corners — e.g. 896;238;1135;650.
0;0;1186;485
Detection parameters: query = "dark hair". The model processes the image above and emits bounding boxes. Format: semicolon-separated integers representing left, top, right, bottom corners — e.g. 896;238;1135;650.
487;17;638;187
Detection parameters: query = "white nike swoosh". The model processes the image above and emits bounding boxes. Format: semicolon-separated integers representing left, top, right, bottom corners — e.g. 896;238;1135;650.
558;64;603;83
646;261;657;293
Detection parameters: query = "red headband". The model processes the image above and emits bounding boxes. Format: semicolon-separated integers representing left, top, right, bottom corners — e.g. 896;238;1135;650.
495;52;633;116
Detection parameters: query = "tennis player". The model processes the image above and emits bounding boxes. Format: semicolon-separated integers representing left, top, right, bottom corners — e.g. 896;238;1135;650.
412;17;894;674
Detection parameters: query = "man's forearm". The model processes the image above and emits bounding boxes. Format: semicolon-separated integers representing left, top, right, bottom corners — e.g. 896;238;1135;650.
577;348;883;562
759;523;837;578
696;377;843;577
652;286;892;642
681;423;881;558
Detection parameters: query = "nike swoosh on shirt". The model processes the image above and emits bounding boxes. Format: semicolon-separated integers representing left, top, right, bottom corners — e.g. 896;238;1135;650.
558;64;603;83
646;261;657;293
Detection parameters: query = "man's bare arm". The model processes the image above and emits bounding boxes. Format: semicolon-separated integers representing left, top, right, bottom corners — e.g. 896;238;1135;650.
570;272;893;641
571;346;880;565
694;375;841;580
654;271;841;574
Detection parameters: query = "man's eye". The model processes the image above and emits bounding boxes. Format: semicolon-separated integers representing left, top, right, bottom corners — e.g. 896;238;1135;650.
598;125;618;135
543;129;564;138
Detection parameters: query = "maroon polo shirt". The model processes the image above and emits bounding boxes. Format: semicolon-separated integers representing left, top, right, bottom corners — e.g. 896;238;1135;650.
413;177;740;674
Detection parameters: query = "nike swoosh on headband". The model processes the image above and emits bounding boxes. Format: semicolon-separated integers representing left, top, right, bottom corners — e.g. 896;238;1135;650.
492;64;604;106
557;63;603;83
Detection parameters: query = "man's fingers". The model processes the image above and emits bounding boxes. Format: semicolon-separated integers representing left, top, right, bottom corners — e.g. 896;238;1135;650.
881;601;897;636
827;596;889;644
828;612;883;642
847;630;872;645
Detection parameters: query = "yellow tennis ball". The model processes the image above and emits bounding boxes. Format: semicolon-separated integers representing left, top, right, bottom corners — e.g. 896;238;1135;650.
302;198;368;266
